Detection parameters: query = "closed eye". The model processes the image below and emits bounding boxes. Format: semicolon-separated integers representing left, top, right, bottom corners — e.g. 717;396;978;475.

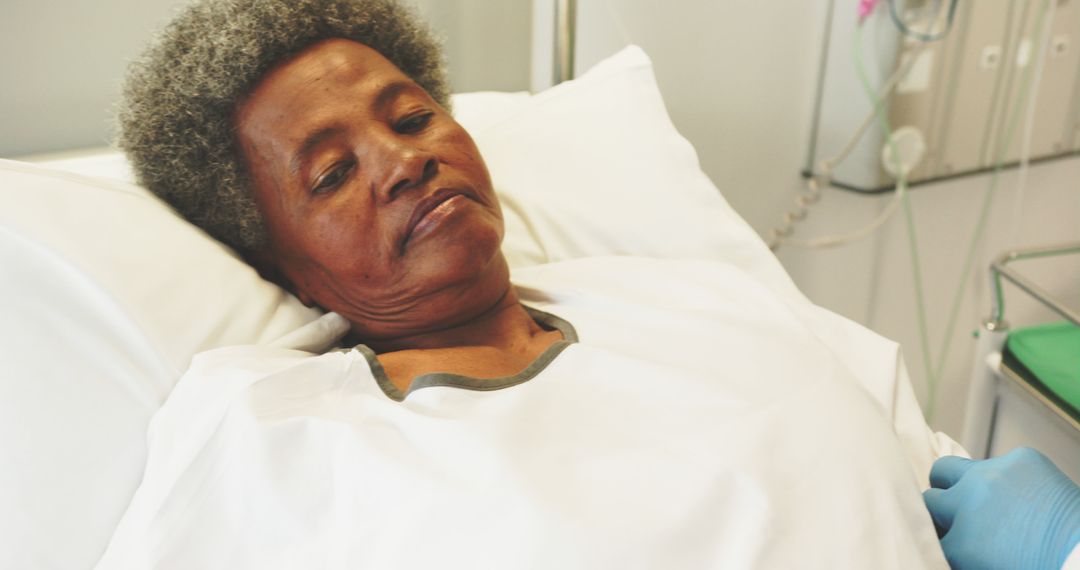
312;161;354;195
395;111;434;134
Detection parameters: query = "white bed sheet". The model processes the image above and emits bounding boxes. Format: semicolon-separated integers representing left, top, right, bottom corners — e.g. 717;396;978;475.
97;257;961;569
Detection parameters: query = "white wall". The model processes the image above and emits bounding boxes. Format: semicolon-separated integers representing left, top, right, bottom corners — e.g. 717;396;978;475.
0;0;189;156
569;0;1080;437
410;0;532;93
0;0;532;157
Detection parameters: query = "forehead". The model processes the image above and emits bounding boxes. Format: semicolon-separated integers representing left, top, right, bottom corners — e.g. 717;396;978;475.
234;38;418;147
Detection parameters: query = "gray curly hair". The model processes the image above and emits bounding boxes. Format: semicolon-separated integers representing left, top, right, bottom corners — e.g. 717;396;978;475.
118;0;449;256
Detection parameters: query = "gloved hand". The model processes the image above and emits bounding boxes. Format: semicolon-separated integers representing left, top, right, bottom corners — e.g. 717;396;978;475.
924;447;1080;570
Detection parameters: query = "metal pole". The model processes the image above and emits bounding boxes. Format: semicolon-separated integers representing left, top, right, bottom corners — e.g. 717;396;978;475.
803;0;836;176
553;0;577;84
962;322;1008;458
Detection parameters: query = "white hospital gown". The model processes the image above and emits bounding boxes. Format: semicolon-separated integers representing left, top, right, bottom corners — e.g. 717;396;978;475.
96;256;959;569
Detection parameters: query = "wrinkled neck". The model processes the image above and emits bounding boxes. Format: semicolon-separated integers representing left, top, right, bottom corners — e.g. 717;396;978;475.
358;285;547;354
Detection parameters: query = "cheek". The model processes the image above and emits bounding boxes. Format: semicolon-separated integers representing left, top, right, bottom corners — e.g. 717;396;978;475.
452;133;487;169
291;207;397;284
439;131;497;208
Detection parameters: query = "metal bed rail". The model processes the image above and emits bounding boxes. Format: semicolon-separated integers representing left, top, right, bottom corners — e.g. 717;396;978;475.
964;241;1080;458
989;242;1080;328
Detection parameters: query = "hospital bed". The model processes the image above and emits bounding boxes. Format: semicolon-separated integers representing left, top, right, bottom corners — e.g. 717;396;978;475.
0;46;793;569
2;44;965;569
962;243;1080;483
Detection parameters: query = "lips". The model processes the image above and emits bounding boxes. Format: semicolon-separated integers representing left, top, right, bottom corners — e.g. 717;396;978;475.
402;187;476;248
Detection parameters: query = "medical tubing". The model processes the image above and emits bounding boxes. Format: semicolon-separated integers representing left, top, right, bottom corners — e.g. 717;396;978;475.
820;41;928;174
784;14;938;415
901;185;935;420
1008;0;1056;247
783;24;909;249
929;0;1054;394
884;5;943;423
886;0;958;42
853;19;937;417
772;16;929;250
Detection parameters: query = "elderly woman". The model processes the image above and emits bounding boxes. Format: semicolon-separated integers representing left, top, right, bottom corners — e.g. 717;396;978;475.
119;0;564;398
98;0;969;568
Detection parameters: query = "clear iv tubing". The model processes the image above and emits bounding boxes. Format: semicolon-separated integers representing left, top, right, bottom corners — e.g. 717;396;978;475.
819;41;927;176
926;0;1055;416
824;0;1054;421
853;28;936;420
1008;0;1056;247
769;2;939;415
769;30;924;250
845;0;1054;421
853;21;937;415
769;0;957;251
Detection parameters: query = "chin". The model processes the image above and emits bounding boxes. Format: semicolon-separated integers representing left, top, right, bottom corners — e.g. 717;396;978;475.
419;219;505;284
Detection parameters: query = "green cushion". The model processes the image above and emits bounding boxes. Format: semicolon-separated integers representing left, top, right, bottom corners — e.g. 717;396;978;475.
1006;322;1080;415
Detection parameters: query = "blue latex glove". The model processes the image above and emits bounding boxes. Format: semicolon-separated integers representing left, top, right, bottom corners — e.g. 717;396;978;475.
924;447;1080;570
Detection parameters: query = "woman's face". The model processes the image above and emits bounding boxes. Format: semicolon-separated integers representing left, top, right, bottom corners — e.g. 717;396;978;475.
234;38;507;341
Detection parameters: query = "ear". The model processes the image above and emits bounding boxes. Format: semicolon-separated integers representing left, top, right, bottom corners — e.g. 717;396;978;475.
243;247;316;307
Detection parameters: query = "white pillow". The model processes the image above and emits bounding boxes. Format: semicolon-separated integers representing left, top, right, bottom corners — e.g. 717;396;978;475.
0;45;793;569
463;46;798;298
0;161;321;569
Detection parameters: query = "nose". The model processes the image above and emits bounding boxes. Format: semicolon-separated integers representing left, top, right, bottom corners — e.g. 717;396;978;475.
374;139;438;201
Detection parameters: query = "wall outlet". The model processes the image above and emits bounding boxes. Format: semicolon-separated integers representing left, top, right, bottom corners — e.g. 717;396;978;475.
980;45;1003;69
